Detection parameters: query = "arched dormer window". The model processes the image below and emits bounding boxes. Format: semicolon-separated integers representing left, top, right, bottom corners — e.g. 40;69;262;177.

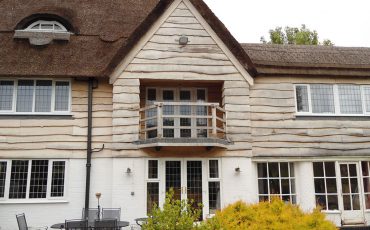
14;18;71;46
25;20;68;32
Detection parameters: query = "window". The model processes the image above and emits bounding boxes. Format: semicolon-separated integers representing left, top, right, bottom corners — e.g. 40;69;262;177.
1;160;66;200
147;160;159;214
362;162;370;209
295;84;370;115
208;160;221;214
257;162;296;203
313;162;338;210
0;79;70;114
25;20;67;32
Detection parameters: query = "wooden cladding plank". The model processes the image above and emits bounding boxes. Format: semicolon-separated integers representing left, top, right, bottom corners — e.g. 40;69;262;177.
166;16;199;24
136;50;229;61
143;42;224;54
161;22;204;30
132;56;233;66
150;35;216;45
126;64;238;75
155;27;209;37
171;8;194;17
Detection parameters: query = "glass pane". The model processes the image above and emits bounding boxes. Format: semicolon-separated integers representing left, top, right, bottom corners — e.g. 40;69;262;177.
362;161;370;177
9;160;29;199
290;179;296;194
326;178;337;193
54;24;62;30
163;118;174;126
0;162;7;197
148;160;158;179
209;160;219;178
31;24;40;29
291;195;297;204
268;163;279;178
197;129;207;138
364;86;370;112
316;195;326;209
349;164;357;177
340;164;348;177
16;80;34;112
341;178;350;193
0;81;14;110
258;179;268;194
365;193;370;209
350;178;359;194
209;182;220;214
325;162;336;177
180;90;191;101
314;178;325;193
364;178;370;193
259;196;269;202
55;82;70;111
295;85;309;112
289;163;295;176
147;182;159;214
29;160;48;199
163;90;174;101
352;195;360;210
180;118;191;126
327;195;338;210
35;80;52;112
282;195;291;203
163;90;174;116
281;179;290;194
311;84;335;114
197;89;206;101
343;195;351;210
41;23;53;30
147;89;156;102
280;163;289;177
257;163;267;178
313;162;324;177
269;179;280;195
187;161;203;220
165;161;181;200
147;130;157;139
163;129;174;138
338;85;363;114
51;161;65;197
180;129;191;138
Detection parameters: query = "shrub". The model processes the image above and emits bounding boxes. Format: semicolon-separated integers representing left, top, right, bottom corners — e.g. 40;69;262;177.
142;189;202;230
199;199;337;230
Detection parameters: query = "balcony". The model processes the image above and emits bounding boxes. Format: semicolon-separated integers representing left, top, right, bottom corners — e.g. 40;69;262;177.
136;102;229;148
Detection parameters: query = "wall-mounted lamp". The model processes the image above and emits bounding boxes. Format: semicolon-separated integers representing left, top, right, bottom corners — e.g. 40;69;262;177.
235;167;241;173
126;167;132;174
178;35;189;45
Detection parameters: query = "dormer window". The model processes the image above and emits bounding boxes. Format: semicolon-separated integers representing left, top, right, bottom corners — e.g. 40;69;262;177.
14;19;71;45
25;20;68;32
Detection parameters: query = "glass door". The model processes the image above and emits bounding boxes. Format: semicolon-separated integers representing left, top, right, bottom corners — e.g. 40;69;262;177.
339;162;364;224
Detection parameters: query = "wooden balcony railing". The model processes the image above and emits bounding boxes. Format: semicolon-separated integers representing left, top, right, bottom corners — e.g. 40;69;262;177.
139;102;226;141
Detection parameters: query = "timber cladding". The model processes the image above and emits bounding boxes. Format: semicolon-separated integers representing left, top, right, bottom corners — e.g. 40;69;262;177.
0;79;113;159
251;76;370;157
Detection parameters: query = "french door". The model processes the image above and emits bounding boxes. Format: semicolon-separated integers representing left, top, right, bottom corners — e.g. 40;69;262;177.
339;162;365;224
161;159;206;219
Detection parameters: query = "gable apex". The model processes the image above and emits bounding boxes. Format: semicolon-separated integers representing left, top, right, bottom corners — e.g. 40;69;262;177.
109;0;255;85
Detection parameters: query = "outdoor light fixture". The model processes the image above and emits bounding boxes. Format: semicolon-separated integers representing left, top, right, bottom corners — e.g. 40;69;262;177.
178;35;189;45
235;167;241;173
126;167;132;174
95;192;102;220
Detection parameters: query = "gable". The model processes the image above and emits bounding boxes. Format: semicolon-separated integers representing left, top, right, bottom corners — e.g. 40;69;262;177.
110;0;253;85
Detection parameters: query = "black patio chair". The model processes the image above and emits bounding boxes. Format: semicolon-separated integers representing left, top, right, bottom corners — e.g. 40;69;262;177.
102;208;121;221
94;219;117;230
65;219;88;230
16;213;48;230
82;208;99;225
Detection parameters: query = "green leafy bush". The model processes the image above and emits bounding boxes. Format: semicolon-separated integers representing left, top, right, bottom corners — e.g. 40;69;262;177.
199;199;337;230
142;189;201;230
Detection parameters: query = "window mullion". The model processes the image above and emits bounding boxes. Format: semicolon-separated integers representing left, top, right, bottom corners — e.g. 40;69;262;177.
333;85;340;115
32;80;36;113
26;160;32;199
47;160;53;199
4;160;11;199
13;80;18;112
51;81;56;113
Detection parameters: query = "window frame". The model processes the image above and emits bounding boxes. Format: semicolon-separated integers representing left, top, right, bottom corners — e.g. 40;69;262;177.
0;159;68;202
145;159;160;215
294;84;370;116
257;162;297;204
25;20;68;32
207;159;222;215
0;78;72;115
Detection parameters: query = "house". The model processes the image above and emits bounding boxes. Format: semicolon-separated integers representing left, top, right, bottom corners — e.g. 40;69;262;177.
1;0;370;229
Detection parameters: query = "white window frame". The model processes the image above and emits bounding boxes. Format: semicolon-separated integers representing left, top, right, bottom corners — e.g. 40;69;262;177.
0;78;72;115
145;159;160;215
25;20;68;32
0;159;68;203
312;161;339;211
257;162;297;204
207;159;222;215
295;84;370;116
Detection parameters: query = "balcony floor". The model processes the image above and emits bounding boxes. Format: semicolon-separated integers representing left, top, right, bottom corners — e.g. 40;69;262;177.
134;138;231;148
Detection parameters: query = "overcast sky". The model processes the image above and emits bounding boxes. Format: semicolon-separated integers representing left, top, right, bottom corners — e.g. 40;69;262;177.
203;0;370;47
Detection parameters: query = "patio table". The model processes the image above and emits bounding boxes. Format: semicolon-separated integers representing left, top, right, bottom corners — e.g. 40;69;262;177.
50;221;129;229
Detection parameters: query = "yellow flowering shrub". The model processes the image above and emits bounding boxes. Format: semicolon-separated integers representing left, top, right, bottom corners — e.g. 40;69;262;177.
199;199;337;230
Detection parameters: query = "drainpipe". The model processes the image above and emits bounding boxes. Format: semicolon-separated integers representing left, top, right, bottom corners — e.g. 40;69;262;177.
84;77;94;218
